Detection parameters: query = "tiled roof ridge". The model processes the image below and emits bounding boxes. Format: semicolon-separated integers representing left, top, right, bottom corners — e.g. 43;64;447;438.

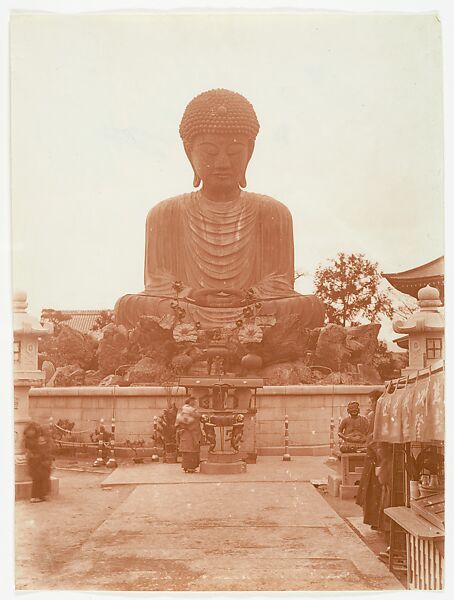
58;309;112;314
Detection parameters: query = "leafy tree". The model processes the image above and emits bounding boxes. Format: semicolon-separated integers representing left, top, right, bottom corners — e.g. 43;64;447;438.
40;308;72;334
313;252;394;326
91;310;115;331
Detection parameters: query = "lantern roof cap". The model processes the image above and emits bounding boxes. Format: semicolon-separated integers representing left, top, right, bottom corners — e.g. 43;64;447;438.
13;291;53;336
393;285;444;335
418;284;441;305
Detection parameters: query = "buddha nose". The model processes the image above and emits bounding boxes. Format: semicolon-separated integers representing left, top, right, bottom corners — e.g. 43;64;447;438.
214;150;231;169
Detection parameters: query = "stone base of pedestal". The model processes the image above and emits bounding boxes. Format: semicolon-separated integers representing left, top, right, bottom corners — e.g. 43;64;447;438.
200;451;247;474
200;461;246;474
15;476;59;501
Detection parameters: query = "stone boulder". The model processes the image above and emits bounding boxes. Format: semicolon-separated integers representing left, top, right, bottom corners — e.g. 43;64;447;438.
346;323;381;365
97;323;129;377
84;370;104;386
314;322;381;372
319;371;356;385
313;324;349;371
127;357;170;385
260;315;318;366
320;365;382;385
261;361;313;385
357;364;382;384
99;374;125;386
39;324;97;371
374;350;408;381
47;364;85;387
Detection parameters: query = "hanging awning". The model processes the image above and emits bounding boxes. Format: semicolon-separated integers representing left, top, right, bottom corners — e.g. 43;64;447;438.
373;361;444;443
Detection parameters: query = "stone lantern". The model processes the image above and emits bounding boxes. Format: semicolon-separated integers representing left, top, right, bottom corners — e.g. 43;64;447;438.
393;285;444;375
13;291;55;498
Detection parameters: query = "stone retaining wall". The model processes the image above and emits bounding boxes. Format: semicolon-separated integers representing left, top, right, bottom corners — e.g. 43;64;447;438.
29;384;382;455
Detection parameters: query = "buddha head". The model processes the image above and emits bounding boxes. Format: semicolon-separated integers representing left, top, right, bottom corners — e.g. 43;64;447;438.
347;401;360;417
179;89;260;194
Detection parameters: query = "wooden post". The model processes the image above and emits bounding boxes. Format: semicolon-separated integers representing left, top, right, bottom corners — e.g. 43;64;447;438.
151;416;159;462
283;414;291;461
106;415;117;468
93;418;106;467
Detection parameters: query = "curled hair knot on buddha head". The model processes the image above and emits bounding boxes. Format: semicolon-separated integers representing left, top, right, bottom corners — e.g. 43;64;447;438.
179;88;260;150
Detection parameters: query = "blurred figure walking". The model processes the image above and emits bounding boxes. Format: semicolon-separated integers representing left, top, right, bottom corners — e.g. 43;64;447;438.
23;421;54;502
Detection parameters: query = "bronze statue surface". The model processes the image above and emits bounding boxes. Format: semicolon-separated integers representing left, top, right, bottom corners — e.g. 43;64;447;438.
115;89;324;330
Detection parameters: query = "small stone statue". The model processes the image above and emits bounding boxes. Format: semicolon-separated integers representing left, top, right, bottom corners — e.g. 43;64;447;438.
226;414;245;452
201;415;217;451
338;401;368;453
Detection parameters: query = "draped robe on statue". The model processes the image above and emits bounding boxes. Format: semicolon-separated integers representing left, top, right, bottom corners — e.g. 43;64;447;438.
115;191;324;329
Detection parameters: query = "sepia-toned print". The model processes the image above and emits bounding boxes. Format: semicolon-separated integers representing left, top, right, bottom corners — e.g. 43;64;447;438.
11;11;444;593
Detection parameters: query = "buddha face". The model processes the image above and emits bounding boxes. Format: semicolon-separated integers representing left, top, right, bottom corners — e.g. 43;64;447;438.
347;403;360;417
188;133;253;194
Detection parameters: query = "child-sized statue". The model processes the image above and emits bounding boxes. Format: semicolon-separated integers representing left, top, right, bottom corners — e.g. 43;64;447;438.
338;401;369;453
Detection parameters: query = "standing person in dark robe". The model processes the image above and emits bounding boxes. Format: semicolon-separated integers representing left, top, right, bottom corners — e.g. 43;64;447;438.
356;391;383;529
176;398;202;473
23;421;54;503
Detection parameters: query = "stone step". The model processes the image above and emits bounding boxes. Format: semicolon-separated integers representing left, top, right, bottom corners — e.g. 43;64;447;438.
339;483;358;500
208;451;243;464
200;461;247;474
343;473;362;486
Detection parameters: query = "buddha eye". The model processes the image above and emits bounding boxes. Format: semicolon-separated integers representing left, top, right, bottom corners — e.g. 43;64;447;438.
227;143;244;155
197;143;218;156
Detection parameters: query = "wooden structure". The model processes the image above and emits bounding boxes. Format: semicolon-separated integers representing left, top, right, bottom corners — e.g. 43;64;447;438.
384;507;444;590
384;256;444;304
374;361;445;590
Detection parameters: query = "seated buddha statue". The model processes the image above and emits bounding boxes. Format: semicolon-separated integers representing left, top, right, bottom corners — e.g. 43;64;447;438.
115;89;324;330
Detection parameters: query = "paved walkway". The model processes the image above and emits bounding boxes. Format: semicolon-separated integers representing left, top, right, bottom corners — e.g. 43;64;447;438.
55;457;401;592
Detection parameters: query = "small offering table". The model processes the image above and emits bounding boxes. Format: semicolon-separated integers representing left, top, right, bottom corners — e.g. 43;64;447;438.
385;506;444;590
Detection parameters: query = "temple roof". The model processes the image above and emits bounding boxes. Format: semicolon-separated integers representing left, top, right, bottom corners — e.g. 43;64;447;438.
384;256;444;303
43;310;110;334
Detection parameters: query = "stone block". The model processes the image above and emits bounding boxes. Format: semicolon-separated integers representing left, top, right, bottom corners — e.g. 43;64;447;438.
256;407;286;421
256;396;284;408
327;474;341;497
200;461;246;474
256;433;283;447
258;445;330;456
289;432;328;446
339;484;358;500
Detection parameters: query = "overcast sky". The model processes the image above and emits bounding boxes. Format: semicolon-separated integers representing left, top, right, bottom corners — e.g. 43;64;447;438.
9;12;443;342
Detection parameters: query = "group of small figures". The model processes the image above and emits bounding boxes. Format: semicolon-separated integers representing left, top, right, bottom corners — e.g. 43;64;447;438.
200;413;245;452
156;401;245;455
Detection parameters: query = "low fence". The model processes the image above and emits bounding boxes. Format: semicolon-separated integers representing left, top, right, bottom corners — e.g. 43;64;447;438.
29;384;382;455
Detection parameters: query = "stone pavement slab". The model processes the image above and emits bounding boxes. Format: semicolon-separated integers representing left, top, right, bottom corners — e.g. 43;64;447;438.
58;478;402;592
101;455;339;486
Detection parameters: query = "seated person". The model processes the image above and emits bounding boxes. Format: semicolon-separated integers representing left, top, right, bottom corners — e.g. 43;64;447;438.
115;89;324;330
338;401;369;453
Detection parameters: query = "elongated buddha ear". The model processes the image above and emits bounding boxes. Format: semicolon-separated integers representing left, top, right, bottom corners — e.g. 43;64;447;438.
239;140;255;189
183;142;202;189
